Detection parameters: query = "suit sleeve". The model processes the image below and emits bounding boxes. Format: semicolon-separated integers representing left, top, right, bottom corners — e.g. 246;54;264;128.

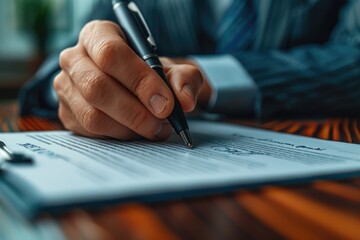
231;0;360;119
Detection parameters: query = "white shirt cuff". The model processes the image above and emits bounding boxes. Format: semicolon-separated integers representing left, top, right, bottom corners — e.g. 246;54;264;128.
192;55;258;115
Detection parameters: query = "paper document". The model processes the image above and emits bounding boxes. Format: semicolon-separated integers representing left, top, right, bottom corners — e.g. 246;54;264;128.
0;121;359;217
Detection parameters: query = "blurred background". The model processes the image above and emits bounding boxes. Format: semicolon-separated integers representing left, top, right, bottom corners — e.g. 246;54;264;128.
0;0;98;100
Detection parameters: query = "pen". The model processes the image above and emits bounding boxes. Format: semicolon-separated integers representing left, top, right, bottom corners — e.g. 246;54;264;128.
112;0;193;148
0;141;33;169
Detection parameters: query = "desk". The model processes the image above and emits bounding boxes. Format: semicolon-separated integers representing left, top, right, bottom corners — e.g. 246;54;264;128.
0;102;359;240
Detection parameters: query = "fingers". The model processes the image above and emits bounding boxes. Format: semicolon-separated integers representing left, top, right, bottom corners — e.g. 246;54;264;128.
55;71;172;140
55;20;204;141
58;46;172;140
58;98;104;139
55;72;138;139
165;64;203;112
77;20;174;119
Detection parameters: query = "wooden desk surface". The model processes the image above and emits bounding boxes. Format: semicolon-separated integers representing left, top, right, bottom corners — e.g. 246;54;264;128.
1;102;359;240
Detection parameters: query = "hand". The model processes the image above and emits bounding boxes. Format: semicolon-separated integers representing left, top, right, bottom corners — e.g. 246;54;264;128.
54;20;206;140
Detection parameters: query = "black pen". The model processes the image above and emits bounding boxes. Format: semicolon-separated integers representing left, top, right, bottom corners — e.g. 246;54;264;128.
112;0;193;148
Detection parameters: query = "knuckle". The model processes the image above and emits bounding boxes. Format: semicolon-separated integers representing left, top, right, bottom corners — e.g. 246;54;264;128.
126;107;152;132
97;20;125;39
63;121;79;134
83;20;121;37
81;71;110;105
102;20;120;30
59;49;71;70
186;65;203;85
59;46;77;70
81;20;124;51
81;108;103;133
60;116;72;131
53;72;72;100
81;20;100;36
58;104;72;130
58;104;66;123
96;39;119;71
129;71;149;97
53;73;63;92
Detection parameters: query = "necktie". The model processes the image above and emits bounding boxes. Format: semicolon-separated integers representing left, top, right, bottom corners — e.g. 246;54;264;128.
217;0;257;53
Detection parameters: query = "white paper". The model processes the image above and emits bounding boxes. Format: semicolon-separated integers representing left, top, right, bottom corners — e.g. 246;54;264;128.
1;121;359;206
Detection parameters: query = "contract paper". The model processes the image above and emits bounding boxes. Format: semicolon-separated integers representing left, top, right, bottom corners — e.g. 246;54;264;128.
0;121;359;207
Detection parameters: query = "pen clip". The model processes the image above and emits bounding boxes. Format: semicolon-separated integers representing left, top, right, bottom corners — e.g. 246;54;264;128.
127;1;157;49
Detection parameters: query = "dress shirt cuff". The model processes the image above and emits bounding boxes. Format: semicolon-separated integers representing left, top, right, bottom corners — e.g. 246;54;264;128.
192;55;258;116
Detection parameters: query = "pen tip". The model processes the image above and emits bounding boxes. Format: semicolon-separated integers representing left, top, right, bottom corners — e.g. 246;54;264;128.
179;129;193;149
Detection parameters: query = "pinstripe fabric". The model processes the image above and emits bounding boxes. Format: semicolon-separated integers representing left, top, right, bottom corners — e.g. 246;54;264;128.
135;0;201;56
216;0;256;53
233;0;360;118
235;44;360;118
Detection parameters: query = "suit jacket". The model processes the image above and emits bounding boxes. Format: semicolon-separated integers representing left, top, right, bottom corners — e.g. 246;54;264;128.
20;0;360;118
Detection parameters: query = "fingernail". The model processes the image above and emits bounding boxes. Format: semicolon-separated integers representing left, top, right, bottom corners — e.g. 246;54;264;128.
182;84;195;100
155;121;172;139
150;94;167;114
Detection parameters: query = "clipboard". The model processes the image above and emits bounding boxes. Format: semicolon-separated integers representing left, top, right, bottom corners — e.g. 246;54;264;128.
0;163;359;220
0;121;359;220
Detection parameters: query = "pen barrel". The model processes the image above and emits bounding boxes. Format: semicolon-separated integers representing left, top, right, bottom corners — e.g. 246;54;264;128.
113;0;190;135
113;1;156;57
153;67;189;134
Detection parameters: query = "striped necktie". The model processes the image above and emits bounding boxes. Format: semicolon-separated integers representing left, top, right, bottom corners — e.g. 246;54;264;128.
217;0;257;53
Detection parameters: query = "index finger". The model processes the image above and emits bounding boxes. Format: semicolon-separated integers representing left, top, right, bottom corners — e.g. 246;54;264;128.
79;20;174;118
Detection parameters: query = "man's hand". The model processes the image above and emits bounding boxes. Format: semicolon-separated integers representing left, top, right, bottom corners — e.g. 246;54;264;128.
54;20;206;140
